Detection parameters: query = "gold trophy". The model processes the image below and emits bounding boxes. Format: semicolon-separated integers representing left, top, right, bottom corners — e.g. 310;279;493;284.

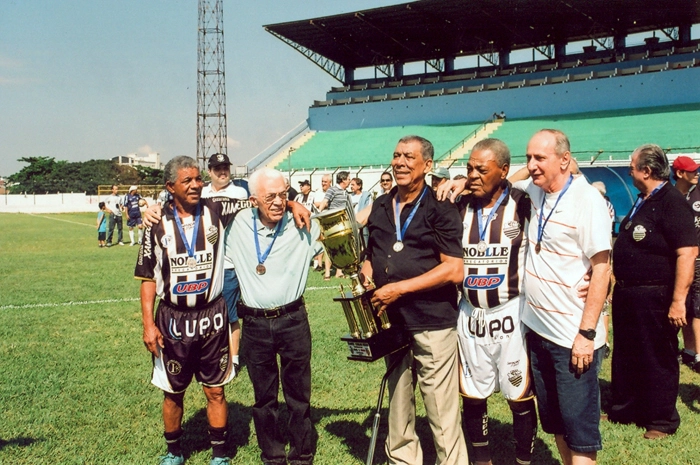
314;202;410;362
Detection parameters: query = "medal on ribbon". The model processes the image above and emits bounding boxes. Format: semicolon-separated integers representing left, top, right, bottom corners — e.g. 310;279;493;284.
253;212;283;276
393;186;428;253
173;204;201;270
475;186;509;253
536;175;573;254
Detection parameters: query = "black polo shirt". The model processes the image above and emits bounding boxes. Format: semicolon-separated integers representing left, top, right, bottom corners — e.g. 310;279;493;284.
366;184;463;331
613;182;696;283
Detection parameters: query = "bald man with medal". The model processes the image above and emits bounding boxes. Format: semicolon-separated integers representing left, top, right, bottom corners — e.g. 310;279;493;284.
229;168;322;465
361;135;468;465
513;130;611;465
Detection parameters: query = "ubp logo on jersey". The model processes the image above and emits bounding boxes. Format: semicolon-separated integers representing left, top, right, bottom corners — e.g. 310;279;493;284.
464;274;505;290
173;279;211;295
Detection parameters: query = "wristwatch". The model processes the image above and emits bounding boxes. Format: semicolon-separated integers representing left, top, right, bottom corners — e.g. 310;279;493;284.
578;328;596;340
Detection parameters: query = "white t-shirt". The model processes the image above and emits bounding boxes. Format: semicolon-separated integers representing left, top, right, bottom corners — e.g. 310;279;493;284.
201;182;248;200
202;182;248;270
514;176;612;349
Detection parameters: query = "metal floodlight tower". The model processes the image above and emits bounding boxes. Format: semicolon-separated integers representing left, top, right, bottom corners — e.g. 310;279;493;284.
196;0;228;169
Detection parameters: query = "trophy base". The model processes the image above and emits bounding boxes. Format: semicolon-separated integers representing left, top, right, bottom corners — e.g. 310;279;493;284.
341;325;411;362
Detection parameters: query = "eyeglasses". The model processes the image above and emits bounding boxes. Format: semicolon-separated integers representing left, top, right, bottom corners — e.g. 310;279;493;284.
260;191;288;204
380;179;391;183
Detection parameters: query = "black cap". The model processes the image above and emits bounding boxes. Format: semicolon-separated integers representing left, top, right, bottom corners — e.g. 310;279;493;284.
208;153;232;168
298;179;310;186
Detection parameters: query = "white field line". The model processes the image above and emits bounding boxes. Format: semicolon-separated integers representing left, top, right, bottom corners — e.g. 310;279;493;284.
0;287;337;310
26;213;94;227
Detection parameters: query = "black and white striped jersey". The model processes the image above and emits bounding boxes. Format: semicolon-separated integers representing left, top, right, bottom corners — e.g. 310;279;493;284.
135;197;242;308
458;184;530;310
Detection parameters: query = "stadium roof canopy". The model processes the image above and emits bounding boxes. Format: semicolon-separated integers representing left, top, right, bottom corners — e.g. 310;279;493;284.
265;0;700;82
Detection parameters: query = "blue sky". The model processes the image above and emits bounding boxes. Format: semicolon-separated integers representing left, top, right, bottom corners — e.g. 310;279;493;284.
0;0;404;177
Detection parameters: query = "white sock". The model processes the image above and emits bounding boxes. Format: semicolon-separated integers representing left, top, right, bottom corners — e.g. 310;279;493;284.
138;229;143;242
129;230;135;243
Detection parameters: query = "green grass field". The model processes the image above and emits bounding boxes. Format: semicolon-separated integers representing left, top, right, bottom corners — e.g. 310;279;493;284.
1;212;700;464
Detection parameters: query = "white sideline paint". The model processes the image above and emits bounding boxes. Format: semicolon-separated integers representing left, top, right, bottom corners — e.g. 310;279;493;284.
27;213;94;227
0;287;337;310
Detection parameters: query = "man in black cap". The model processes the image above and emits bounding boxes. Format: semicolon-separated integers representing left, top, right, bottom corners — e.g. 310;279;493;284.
202;153;249;374
671;155;700;372
294;180;315;212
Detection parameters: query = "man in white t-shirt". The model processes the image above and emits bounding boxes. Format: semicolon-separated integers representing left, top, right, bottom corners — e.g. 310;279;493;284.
514;129;611;465
201;153;248;370
294;179;316;212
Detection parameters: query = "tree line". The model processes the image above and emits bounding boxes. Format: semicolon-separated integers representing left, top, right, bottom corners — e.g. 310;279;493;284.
7;157;164;195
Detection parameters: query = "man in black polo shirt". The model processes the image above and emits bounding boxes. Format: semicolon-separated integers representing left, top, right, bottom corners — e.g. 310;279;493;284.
611;144;697;439
361;135;468;464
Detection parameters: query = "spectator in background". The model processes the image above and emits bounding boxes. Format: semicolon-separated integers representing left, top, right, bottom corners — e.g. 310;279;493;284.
105;184;124;247
97;201;107;248
376;172;394;197
286;178;299;204
294;180;316;212
430;166;450;192
312;174;333;272
318;170;351;280
202;153;249;375
610;145;697;439
124;185;146;246
349;177;371;214
671;155;700;373
591;181;616;358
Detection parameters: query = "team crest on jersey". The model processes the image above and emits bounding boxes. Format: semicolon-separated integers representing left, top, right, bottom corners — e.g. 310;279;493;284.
508;369;523;387
503;221;521;239
167;360;182;375
219;354;229;372
693;201;700;212
161;235;172;248
173;279;210;295
632;225;646;241
206;225;218;244
464;274;505;290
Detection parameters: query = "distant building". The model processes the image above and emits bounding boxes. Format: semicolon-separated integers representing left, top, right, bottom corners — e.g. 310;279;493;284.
112;153;162;169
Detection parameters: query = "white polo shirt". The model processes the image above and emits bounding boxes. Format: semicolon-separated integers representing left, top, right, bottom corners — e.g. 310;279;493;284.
514;176;612;349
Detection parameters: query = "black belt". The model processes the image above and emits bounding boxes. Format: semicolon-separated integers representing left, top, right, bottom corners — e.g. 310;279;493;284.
616;279;672;288
239;296;305;319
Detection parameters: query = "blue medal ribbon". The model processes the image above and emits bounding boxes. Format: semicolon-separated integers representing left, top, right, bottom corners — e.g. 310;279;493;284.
477;186;509;242
173;204;201;260
394;185;428;245
253;213;283;267
536;175;573;250
628;182;665;221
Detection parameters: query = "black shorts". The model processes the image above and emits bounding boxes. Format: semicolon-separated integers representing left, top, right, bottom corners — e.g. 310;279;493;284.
151;296;232;393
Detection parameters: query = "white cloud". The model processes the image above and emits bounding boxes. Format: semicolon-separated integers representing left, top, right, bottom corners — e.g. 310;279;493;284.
137;144;155;154
227;137;242;149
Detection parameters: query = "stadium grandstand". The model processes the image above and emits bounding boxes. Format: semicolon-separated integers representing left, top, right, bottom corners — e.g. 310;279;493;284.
246;0;700;229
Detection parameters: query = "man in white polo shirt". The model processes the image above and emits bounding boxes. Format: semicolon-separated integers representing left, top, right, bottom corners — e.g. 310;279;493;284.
229;167;322;465
514;129;611;465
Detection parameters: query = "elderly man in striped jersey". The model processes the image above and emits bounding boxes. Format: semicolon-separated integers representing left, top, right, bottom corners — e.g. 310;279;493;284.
455;139;537;465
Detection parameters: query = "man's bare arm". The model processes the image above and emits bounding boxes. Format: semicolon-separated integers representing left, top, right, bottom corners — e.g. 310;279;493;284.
140;280;163;357
571;250;610;375
669;246;698;328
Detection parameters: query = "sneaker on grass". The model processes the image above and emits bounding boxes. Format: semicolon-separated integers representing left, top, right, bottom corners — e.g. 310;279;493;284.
210;457;230;465
159;452;184;465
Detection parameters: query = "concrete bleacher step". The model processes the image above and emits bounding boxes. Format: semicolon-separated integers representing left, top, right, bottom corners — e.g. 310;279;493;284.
265;130;317;169
436;120;504;166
